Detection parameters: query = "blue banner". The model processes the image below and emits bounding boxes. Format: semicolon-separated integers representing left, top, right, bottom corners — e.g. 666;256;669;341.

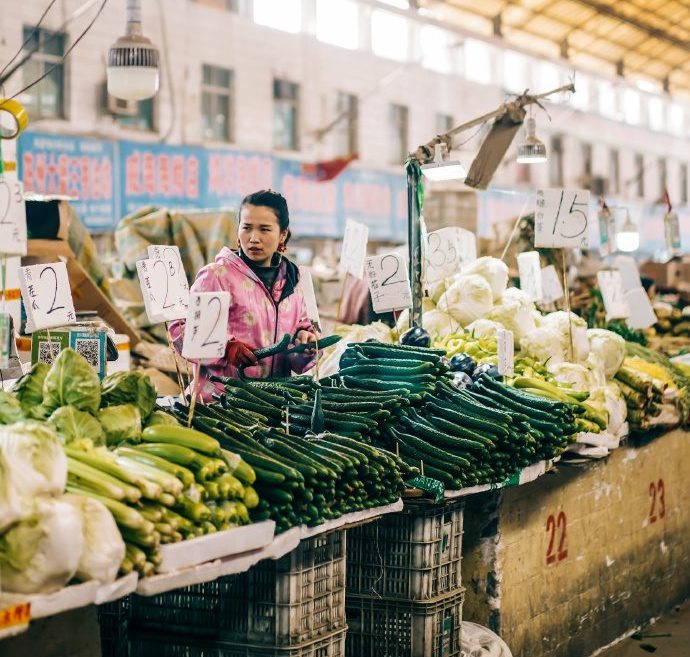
18;131;408;239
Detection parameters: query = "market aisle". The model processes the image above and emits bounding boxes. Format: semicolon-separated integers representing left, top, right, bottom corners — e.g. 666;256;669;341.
596;601;690;657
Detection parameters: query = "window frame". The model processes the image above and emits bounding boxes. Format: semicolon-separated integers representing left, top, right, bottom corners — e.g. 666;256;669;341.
389;103;409;165
21;25;66;119
201;63;234;142
273;78;300;151
335;91;359;157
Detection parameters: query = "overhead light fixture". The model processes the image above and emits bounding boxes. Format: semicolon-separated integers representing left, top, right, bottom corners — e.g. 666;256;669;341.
107;0;160;101
421;143;466;181
616;209;640;252
516;116;547;164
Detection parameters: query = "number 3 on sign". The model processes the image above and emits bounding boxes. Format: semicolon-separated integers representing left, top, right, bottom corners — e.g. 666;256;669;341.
534;189;590;249
182;292;230;360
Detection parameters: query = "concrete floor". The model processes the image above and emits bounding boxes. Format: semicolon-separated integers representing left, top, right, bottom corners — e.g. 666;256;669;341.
596;601;690;657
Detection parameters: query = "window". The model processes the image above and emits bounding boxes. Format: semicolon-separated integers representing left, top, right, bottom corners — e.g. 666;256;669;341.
378;0;409;7
503;51;529;94
464;39;492;85
648;97;664;131
254;0;301;33
435;113;453;135
201;64;233;141
335;92;358;156
21;26;65;119
191;0;238;9
668;104;684;136
659;158;667;198
116;98;155;131
389;103;408;164
622;89;641;125
316;0;358;50
420;25;452;74
598;81;617;119
635;153;645;197
680;164;688;206
582;142;592;179
371;10;409;62
571;75;589;111
549;135;563;187
609;148;620;195
273;79;299;150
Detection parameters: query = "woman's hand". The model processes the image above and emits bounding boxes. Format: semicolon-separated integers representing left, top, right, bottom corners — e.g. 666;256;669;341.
226;339;258;367
294;330;318;353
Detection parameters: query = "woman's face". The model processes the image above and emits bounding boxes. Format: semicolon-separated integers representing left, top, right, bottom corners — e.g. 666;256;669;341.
238;204;288;266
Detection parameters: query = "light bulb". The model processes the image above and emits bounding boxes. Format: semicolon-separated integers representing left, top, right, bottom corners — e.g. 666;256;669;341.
421;143;466;181
107;66;159;101
616;211;639;252
517;117;547;164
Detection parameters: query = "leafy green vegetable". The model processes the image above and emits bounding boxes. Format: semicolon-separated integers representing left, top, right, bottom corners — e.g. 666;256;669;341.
146;409;179;428
12;361;49;418
43;349;101;415
101;371;157;421
0;390;23;425
98;404;142;446
49;406;106;449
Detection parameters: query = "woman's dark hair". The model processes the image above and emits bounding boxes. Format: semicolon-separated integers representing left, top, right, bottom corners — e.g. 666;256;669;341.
239;189;291;244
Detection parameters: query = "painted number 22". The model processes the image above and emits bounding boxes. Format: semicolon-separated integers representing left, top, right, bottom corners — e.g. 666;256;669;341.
648;479;665;524
546;511;568;565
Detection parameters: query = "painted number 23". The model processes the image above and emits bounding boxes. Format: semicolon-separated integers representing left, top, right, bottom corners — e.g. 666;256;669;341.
546;511;568;565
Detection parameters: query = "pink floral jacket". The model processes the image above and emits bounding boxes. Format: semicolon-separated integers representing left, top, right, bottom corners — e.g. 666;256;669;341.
169;247;316;400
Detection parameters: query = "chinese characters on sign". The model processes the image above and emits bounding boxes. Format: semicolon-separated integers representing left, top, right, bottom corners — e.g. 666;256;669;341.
182;292;231;360
534;189;590;249
365;253;412;314
18;262;76;332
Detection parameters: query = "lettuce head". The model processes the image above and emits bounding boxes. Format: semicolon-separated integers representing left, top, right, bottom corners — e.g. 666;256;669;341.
43;349;101;415
12;361;49;418
101;371;157;421
49;406;106;449
99;404;142;446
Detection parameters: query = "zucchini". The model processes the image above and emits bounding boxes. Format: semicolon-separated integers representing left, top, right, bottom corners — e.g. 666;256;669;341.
253;467;286;485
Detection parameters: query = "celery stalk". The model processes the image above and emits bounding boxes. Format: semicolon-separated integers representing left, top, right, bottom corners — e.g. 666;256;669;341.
116;446;195;488
66;484;148;531
113;454;184;497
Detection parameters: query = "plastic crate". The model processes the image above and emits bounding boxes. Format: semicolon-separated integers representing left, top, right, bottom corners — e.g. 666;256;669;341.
346;589;465;657
98;596;131;657
131;531;346;645
129;627;347;657
347;500;463;600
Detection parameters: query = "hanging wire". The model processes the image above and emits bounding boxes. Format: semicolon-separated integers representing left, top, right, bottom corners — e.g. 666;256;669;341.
0;0;59;79
6;0;108;101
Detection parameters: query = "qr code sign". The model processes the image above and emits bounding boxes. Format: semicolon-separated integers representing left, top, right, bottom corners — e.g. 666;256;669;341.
75;338;101;369
38;341;61;365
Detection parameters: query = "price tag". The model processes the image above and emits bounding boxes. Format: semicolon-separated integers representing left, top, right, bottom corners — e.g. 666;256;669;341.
0;602;31;631
614;255;642;292
0;178;27;256
0;312;11;368
145;245;189;321
540;265;564;304
339;219;369;279
517;251;542;302
297;267;321;330
597;208;615;257
365;253;412;313
534;189;590;249
625;287;657;330
406;475;445;502
497;328;514;377
597;271;630;321
424;227;476;284
664;211;681;251
181;291;230;360
19;262;76;332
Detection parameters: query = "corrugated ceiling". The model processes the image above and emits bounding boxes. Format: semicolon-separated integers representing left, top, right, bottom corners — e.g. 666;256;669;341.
423;0;690;97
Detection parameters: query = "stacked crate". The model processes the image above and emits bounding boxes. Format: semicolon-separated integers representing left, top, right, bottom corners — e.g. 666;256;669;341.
128;530;347;657
346;500;465;657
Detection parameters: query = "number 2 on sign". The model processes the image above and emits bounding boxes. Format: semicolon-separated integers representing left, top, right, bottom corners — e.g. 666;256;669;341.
546;511;568;565
648;479;665;524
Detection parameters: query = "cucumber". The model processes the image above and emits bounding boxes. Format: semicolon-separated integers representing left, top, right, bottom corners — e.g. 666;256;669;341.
399;416;481;461
391;428;471;470
425;399;509;440
422;410;496;451
285;334;341;354
254;333;291;359
255;486;293;505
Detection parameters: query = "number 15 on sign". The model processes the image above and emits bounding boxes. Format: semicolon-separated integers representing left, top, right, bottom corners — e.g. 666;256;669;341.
534;189;590;249
182;292;230;360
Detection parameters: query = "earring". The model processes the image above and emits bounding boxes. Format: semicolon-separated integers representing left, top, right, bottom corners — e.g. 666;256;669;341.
236;239;241;250
277;242;287;253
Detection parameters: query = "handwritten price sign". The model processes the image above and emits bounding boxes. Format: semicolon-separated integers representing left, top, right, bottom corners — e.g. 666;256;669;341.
497;328;514;377
297;267;321;329
0;177;27;256
138;245;189;322
424;227;476;284
517;251;542;302
365;253;412;313
339;219;369;279
597;270;629;321
181;292;230;360
535;189;590;249
19;262;76;332
540;265;564;304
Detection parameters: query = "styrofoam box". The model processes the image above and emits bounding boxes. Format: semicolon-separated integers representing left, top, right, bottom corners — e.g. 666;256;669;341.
0;580;99;620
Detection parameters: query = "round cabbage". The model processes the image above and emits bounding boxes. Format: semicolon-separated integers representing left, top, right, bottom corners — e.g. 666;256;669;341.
466;319;504;338
541;311;589;362
547;362;598;391
422;309;461;339
463;257;508;300
587;329;626;378
437;274;493;326
520;326;569;365
486;289;537;343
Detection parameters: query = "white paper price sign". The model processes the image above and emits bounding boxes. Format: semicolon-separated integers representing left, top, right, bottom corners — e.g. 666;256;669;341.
597;271;629;321
497;328;514;377
339;219;369;279
182;292;230;360
614;255;642;292
540;265;564;304
0;312;11;368
625;288;657;330
517;251;542;302
297;267;321;329
365;253;412;313
597;208;615;257
664;211;681;251
145;245;190;321
424;227;477;284
19;262;76;332
0;178;27;255
534;189;590;249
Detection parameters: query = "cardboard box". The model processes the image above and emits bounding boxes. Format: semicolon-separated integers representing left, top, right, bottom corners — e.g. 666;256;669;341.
31;327;107;379
640;259;684;290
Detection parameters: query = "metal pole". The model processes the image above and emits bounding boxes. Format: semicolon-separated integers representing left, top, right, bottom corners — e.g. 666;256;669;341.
407;161;423;329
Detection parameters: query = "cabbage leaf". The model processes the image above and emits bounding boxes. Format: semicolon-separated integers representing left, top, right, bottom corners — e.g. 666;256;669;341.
101;371;157;421
43;349;101;415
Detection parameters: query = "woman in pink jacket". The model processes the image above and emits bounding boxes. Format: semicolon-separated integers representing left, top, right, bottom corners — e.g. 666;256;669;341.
170;190;318;400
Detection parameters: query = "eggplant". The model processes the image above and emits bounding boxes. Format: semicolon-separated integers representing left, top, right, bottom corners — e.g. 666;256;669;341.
400;326;431;348
472;364;503;382
451;372;473;389
449;353;476;374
